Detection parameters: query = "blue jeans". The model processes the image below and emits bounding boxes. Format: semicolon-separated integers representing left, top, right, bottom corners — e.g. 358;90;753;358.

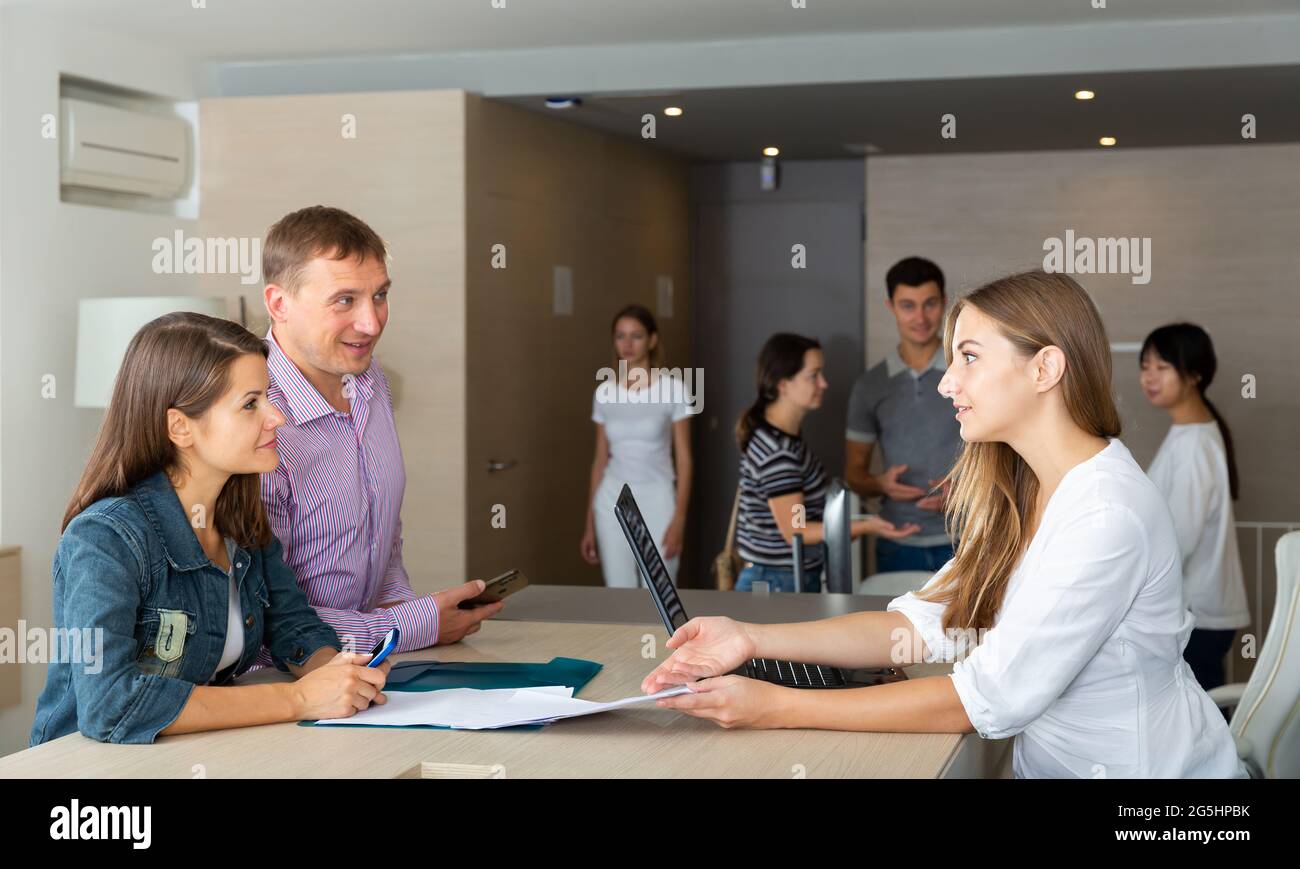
875;539;954;573
735;563;824;594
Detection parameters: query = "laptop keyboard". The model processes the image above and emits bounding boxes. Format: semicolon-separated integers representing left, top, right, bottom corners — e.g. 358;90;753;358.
742;657;847;688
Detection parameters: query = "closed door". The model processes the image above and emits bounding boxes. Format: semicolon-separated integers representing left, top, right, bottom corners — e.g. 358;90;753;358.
462;98;692;588
690;185;865;585
465;197;691;587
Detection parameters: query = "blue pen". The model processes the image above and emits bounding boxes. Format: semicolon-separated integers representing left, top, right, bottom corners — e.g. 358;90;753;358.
367;628;400;668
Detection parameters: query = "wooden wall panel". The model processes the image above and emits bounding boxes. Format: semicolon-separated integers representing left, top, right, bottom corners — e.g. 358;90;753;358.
200;90;468;590
0;547;19;709
465;96;691;586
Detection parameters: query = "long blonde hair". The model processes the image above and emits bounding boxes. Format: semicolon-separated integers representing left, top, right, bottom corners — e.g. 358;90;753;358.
921;270;1121;631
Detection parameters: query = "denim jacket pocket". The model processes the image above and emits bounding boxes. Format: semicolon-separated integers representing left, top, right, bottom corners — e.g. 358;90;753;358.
138;608;197;677
155;610;190;662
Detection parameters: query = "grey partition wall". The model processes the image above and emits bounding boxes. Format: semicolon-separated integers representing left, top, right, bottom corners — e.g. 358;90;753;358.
688;159;865;588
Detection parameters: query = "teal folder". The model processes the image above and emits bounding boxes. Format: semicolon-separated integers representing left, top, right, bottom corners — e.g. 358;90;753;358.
299;656;602;730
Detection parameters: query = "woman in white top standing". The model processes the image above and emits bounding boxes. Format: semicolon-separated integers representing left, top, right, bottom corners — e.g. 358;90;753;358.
1140;323;1250;691
642;270;1245;778
582;305;694;587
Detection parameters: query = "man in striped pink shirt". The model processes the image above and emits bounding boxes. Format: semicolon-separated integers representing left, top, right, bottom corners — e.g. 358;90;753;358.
253;206;502;669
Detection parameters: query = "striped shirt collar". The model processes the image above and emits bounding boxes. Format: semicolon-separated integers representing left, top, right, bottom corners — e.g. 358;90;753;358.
884;343;946;379
264;327;376;425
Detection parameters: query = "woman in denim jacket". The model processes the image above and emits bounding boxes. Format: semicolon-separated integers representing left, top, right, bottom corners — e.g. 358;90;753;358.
31;312;390;745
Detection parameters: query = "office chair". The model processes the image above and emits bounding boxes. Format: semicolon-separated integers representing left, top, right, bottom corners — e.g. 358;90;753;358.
1208;530;1300;778
792;533;806;593
789;533;830;593
823;478;853;593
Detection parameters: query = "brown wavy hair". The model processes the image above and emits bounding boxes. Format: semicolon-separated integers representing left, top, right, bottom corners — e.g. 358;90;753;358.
920;270;1121;631
62;312;274;548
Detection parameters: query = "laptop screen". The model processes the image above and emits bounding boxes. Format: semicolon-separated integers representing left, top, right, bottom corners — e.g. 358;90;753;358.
614;484;689;633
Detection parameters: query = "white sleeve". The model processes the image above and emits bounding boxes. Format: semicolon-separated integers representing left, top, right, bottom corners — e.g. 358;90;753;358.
886;559;970;663
592;385;606;425
668;376;695;422
948;501;1149;740
1160;440;1216;566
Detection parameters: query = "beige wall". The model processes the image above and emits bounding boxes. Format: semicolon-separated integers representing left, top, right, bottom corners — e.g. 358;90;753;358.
464;96;691;585
865;144;1300;677
201;90;690;598
200;90;468;590
0;7;203;756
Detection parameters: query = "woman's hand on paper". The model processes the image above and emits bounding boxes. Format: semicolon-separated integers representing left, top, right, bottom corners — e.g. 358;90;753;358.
652;674;790;729
641;616;756;693
292;651;389;720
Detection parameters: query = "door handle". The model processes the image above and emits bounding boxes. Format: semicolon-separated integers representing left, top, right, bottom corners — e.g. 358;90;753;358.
486;459;517;473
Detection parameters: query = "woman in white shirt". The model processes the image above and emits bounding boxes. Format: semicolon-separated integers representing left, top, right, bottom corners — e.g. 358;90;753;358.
1140;323;1250;691
642;270;1245;778
581;305;694;587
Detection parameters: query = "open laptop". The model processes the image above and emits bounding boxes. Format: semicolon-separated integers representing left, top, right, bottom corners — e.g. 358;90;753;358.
614;483;907;689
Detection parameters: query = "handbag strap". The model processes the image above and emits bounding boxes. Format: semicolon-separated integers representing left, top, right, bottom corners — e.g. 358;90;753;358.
723;486;741;554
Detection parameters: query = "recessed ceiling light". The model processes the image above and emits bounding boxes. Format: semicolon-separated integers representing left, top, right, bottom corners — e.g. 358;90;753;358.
1099;136;1117;147
1075;90;1095;101
763;146;780;157
544;97;582;110
663;106;683;117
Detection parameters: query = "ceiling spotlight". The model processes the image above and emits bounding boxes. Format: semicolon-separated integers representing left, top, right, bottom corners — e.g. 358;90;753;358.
1075;90;1095;100
763;146;780;157
1099;136;1117;147
544;97;582;110
663;106;683;117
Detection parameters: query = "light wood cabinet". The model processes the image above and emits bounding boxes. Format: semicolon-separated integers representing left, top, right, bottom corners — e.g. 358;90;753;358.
0;546;20;709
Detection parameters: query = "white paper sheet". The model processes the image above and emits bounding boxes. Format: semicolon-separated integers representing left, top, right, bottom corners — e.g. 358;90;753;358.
317;684;691;730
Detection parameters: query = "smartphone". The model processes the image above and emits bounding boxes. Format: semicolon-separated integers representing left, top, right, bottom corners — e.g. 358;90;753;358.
458;569;529;609
366;627;400;668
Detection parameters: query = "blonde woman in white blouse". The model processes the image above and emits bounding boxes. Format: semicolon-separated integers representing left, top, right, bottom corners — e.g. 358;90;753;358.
1140;323;1249;691
642;270;1245;779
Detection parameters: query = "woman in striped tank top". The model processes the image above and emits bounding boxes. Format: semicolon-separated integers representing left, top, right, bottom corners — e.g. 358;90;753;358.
733;333;919;593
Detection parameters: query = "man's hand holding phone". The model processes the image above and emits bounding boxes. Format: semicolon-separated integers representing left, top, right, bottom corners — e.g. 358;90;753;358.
432;580;505;644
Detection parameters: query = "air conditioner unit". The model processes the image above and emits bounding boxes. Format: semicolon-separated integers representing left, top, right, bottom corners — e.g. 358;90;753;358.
60;97;188;198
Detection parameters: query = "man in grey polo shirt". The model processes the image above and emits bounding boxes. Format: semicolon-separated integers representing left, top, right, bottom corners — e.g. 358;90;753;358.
845;256;962;573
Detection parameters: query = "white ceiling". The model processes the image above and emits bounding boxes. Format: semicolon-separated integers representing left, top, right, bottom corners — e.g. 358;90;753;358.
6;0;1300;59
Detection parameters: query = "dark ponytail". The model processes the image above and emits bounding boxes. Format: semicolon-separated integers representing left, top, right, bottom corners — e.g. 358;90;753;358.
1140;323;1239;500
1203;397;1239;500
735;333;821;451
